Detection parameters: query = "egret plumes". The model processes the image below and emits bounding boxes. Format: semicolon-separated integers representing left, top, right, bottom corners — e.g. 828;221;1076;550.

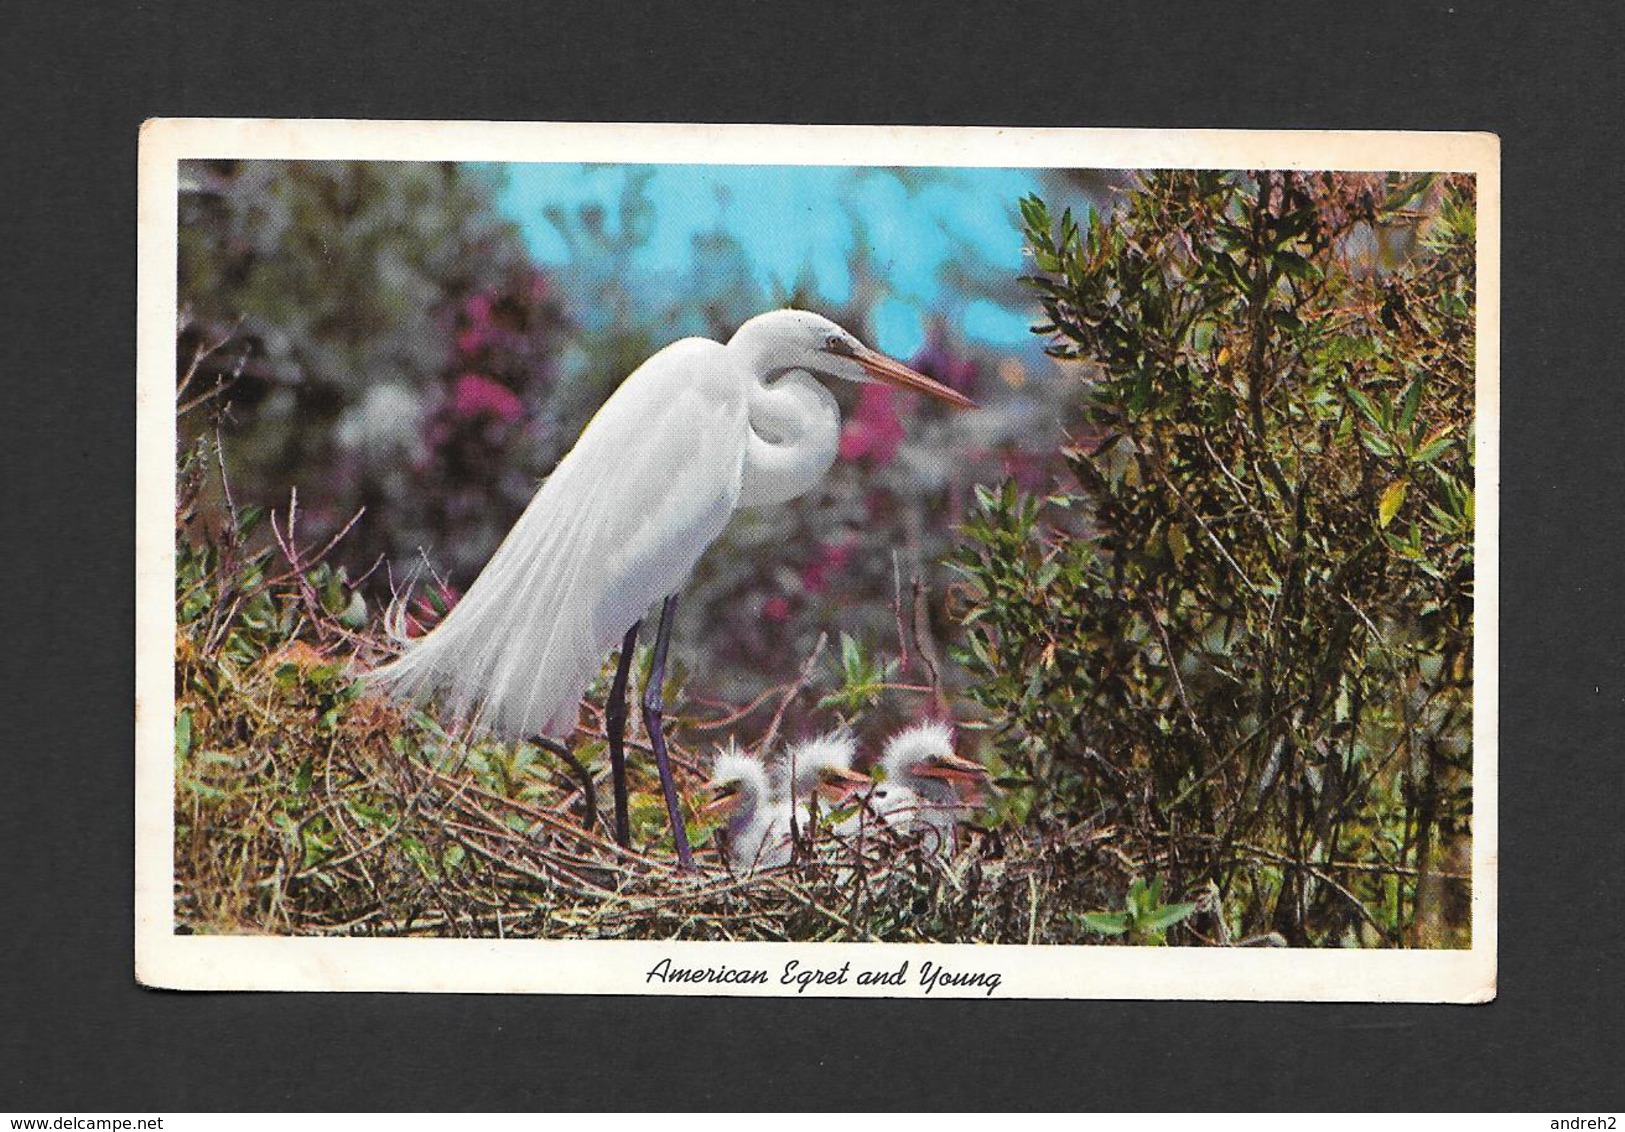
776;730;869;820
367;309;975;867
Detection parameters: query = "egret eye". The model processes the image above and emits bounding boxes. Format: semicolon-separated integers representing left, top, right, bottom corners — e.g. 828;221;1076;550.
822;333;856;356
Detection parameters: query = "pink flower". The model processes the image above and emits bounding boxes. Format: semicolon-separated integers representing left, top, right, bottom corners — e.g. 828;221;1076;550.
838;384;906;466
761;595;791;622
451;373;523;423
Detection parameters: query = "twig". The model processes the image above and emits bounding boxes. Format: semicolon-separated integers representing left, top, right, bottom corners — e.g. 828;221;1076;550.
758;632;828;756
267;504;369;586
910;575;947;714
684;685;784;731
891;550;911;675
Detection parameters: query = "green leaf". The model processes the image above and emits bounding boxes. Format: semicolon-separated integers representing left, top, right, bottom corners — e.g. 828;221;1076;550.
1167;522;1189;567
1413;429;1455;465
1360;431;1397;458
1276;250;1318;282
840;632;862;674
1139;901;1199;933
1398;376;1425;433
400;836;434;878
1346;387;1382;428
1080;912;1132;936
182;780;227;802
338;590;368;629
346;799;392;828
1378;480;1409;528
175;708;194;760
308;662;342;686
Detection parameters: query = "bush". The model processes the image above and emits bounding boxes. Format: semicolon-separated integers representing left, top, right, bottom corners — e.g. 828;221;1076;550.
953;172;1475;946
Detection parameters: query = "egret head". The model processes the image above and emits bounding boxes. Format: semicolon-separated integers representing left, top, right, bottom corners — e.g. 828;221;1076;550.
700;746;771;821
781;729;871;805
731;309;976;409
880;720;992;802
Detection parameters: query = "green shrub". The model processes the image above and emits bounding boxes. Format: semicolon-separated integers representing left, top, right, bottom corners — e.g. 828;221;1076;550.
953;172;1475;946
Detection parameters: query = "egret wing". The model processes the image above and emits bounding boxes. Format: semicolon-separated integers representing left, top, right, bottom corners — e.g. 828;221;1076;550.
370;339;748;738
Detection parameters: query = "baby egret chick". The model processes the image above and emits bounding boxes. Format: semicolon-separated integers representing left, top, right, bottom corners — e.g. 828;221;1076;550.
871;721;991;858
776;730;870;833
700;746;792;871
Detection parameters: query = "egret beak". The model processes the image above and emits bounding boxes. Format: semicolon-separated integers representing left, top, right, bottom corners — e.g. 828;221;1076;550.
911;753;992;786
815;765;872;804
913;753;996;805
837;343;978;409
699;782;744;820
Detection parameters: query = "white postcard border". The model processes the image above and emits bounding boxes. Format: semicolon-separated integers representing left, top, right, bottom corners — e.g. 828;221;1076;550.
136;119;1499;1000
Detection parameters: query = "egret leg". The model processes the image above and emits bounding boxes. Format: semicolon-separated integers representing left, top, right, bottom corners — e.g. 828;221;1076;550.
605;620;641;848
642;593;694;869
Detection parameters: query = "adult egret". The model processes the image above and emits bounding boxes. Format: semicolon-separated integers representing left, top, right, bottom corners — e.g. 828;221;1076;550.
870;721;991;858
369;309;974;867
700;745;793;871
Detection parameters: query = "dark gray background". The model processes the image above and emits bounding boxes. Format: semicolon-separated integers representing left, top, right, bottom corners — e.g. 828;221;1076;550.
4;0;1618;1111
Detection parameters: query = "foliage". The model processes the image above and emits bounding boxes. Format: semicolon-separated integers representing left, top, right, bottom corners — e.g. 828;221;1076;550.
1079;876;1200;945
954;172;1475;946
818;633;902;715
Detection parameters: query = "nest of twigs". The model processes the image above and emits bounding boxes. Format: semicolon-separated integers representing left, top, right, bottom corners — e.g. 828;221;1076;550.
175;627;1131;941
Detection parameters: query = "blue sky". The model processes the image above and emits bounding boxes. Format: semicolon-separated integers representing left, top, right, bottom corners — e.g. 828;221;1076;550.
492;163;1045;357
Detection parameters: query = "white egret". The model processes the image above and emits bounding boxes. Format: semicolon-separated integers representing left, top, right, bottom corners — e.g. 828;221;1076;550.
700;746;793;871
369;310;974;867
870;721;991;858
701;731;869;872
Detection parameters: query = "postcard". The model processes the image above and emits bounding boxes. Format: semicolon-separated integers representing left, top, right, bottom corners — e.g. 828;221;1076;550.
138;119;1498;999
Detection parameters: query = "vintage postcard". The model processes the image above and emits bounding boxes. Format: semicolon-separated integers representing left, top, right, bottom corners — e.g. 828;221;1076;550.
137;120;1498;999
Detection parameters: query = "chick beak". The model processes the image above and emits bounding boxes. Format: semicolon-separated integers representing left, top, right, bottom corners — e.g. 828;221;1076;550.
911;753;995;802
841;343;978;409
815;765;872;805
699;783;744;820
912;752;990;783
